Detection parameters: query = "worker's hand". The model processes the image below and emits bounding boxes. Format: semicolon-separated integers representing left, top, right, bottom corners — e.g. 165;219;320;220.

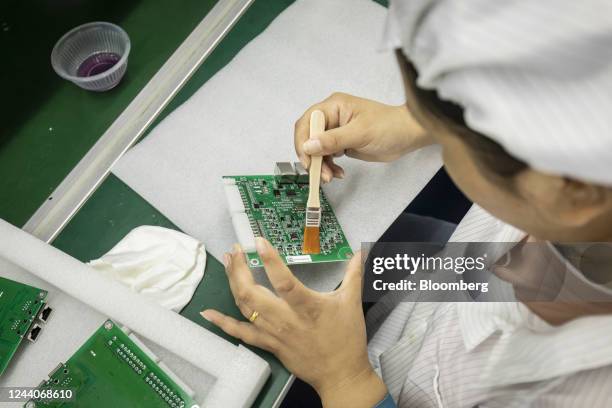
295;92;433;182
201;239;387;408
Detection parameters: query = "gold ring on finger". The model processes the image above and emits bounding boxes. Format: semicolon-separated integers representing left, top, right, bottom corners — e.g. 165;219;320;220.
248;310;259;323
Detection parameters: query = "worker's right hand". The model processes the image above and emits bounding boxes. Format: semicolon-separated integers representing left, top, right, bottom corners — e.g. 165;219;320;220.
294;92;433;182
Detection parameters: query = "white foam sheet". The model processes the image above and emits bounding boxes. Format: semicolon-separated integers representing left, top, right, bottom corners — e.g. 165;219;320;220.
0;257;219;407
0;257;217;407
112;0;443;292
0;219;269;408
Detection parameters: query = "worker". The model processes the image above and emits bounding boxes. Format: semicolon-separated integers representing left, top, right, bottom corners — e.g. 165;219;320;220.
201;1;612;406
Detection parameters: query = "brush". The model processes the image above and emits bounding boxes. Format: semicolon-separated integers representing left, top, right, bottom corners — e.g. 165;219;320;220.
302;109;326;254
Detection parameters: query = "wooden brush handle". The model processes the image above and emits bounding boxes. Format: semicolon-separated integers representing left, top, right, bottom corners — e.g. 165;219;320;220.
307;110;325;208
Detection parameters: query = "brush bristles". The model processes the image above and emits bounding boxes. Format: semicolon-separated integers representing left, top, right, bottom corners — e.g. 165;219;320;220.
302;226;321;254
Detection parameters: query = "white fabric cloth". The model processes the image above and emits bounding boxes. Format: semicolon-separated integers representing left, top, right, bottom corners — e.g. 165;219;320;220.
88;226;206;312
112;0;442;293
384;0;612;187
367;205;612;407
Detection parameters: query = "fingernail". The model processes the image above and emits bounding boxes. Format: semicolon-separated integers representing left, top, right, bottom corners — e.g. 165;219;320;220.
337;168;345;179
303;140;322;155
223;253;232;268
200;310;213;322
232;243;242;254
255;237;267;255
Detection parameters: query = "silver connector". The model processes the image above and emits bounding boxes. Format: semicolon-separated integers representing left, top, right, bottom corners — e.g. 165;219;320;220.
274;162;296;183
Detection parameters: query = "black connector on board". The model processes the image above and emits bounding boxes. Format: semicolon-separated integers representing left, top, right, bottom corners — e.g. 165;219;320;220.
38;305;53;323
27;324;42;343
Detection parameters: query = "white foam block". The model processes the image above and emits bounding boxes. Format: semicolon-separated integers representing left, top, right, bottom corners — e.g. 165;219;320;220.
0;219;269;408
0;256;219;407
112;0;442;292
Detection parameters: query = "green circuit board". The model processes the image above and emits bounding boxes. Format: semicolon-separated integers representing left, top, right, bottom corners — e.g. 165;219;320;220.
28;320;199;408
223;172;353;267
0;276;48;376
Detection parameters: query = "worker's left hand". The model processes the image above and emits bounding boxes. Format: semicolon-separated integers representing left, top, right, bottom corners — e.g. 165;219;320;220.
201;238;387;407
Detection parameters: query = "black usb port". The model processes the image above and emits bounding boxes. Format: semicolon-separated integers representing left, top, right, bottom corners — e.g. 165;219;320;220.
38;305;53;323
27;324;42;343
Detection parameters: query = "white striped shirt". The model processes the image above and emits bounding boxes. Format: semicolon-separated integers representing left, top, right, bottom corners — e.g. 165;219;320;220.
370;2;612;405
366;206;612;407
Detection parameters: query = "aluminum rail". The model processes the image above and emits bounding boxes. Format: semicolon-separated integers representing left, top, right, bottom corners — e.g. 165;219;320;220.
24;0;254;242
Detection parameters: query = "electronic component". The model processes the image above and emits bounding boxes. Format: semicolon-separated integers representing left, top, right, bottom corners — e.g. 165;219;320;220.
274;162;296;184
38;305;53;324
222;173;353;267
0;276;49;376
294;162;309;183
27;324;42;343
28;320;199;408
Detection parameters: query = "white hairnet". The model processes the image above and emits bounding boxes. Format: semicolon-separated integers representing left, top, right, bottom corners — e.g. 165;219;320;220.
385;0;612;186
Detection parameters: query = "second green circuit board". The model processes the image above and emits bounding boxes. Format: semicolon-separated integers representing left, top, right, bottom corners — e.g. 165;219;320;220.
223;167;352;267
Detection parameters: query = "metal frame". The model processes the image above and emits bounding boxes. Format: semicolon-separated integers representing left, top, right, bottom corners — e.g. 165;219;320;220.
24;0;254;243
273;375;296;408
